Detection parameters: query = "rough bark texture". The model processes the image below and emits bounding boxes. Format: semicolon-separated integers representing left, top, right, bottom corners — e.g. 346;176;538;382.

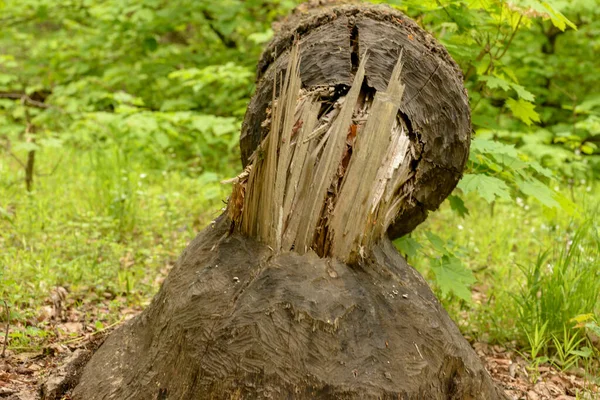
73;216;504;400
241;3;471;238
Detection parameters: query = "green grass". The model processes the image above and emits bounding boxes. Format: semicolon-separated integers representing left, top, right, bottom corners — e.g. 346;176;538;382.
405;184;600;378
1;146;229;332
1;143;598;381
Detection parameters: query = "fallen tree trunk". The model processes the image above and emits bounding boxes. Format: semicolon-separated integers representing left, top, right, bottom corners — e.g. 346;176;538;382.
71;3;505;399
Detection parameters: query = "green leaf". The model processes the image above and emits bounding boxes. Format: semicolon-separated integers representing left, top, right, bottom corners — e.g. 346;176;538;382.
14;141;40;152
527;161;554;178
457;174;511;203
248;29;273;44
570;348;592;358
0;73;16;85
155;132;170;148
540;2;577;31
430;255;475;302
516;178;560;208
479;75;511;91
0;207;14;224
585;322;600;337
580;143;597;155
159;99;197;112
511;83;536;102
448;195;469;217
470;138;519;158
425;231;448;254
38;138;64;148
143;37;158;52
394;237;422;258
506;98;540;126
478;76;535;102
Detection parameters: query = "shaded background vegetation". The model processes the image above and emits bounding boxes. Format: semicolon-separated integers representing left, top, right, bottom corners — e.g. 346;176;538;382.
1;0;598;382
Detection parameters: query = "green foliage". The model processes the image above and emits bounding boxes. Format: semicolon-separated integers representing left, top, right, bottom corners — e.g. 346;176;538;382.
429;254;476;302
392;0;600;178
402;183;598;375
523;322;550;381
397;231;475;302
551;326;590;372
458;173;511;203
383;0;600;299
0;0;294;180
515;221;600;340
0;149;227;332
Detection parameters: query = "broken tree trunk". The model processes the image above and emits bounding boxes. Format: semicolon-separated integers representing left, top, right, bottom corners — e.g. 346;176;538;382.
72;3;506;400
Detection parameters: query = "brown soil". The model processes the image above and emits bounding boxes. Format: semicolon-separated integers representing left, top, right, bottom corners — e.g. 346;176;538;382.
2;330;597;399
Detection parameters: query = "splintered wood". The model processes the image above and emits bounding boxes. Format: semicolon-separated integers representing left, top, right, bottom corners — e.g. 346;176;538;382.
229;47;412;263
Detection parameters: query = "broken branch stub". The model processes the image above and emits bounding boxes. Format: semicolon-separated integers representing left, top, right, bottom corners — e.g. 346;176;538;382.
236;3;471;258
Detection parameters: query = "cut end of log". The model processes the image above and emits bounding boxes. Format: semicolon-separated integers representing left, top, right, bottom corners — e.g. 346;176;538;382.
228;47;417;263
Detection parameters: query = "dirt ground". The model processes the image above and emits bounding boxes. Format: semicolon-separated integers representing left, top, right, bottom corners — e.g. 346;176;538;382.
0;288;598;400
1;328;598;399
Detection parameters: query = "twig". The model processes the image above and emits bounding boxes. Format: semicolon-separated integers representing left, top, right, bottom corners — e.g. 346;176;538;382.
0;92;52;109
56;317;125;346
201;10;238;49
36;156;64;177
1;300;9;358
23;102;36;192
7;151;26;169
494;14;523;60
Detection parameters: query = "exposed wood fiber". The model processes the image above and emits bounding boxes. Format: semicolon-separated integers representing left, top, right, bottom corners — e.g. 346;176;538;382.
241;3;471;240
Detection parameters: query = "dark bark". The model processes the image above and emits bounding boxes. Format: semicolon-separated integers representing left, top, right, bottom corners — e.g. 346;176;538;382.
40;349;92;400
73;216;504;400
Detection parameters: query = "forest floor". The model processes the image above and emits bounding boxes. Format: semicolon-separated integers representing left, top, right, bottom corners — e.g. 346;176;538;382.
0;315;598;400
0;280;598;400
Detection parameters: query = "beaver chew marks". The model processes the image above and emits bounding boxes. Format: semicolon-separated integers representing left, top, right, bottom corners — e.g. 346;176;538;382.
228;45;412;263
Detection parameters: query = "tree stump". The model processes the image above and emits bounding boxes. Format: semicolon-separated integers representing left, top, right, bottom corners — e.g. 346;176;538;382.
72;3;506;399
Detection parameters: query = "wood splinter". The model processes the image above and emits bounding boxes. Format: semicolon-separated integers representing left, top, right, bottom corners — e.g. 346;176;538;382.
229;46;414;263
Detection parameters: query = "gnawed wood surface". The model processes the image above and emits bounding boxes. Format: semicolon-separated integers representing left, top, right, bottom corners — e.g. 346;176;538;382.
73;216;505;400
231;49;414;262
328;53;406;261
241;3;470;240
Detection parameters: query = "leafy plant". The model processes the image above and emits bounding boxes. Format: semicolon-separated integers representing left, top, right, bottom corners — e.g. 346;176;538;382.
515;221;599;338
551;326;591;372
396;232;475;302
523;321;549;382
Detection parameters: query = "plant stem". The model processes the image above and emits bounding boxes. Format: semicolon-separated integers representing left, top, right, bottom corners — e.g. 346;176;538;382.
1;300;9;358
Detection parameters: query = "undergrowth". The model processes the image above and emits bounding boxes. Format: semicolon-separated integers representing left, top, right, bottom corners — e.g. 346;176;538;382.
0;148;228;337
405;185;600;381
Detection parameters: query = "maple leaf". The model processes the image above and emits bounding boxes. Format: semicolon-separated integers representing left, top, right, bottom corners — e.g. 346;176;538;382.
458;174;511;203
506;98;540;126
